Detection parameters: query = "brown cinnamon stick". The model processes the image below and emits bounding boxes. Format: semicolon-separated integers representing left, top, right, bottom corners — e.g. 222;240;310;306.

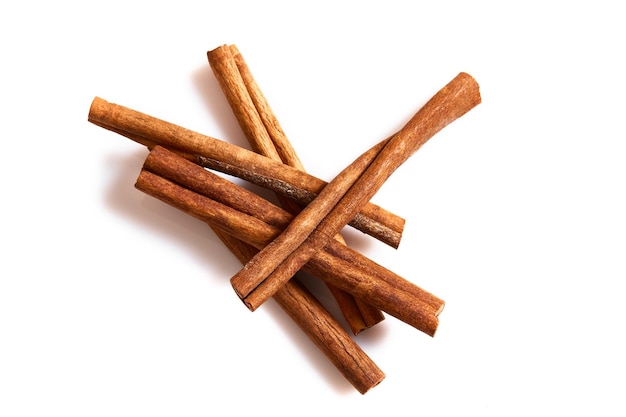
207;44;384;334
230;72;481;311
138;146;442;335
228;45;305;170
88;97;404;248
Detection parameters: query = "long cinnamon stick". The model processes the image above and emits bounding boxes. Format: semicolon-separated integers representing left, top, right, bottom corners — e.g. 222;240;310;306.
230;72;481;311
207;44;384;334
88;97;404;248
138;146;442;335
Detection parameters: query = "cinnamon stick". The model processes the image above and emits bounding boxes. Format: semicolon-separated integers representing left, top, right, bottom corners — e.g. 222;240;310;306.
138;146;442;335
230;72;481;311
207;44;384;334
88;97;404;248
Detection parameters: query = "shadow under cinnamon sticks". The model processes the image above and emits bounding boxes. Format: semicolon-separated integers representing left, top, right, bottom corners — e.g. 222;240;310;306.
136;146;444;337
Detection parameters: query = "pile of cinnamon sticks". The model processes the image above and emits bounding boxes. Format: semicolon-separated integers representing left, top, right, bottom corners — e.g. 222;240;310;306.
88;44;481;394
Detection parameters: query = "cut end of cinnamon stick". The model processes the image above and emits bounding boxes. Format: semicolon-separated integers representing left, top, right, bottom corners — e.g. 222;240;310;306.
231;282;255;311
87;96;102;120
359;373;385;395
434;301;446;317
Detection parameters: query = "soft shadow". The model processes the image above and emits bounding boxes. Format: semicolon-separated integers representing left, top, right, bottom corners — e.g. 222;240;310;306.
261;294;357;395
354;315;390;347
191;65;249;150
337;225;378;254
278;272;389;394
191;64;281;206
103;148;241;281
301;269;391;348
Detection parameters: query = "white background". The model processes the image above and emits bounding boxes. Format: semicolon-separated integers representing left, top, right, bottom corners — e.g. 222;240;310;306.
1;1;624;415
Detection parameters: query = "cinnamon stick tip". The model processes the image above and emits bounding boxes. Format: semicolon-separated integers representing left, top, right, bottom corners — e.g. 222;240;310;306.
359;374;385;395
231;283;257;312
241;299;257;312
434;301;445;317
228;44;241;56
206;44;230;60
457;72;482;105
87;96;106;122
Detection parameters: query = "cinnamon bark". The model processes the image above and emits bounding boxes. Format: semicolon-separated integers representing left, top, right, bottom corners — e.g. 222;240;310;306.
88;97;404;248
230;72;481;311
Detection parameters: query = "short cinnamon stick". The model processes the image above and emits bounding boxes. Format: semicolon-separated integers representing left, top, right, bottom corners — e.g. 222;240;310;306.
88;97;404;248
230;72;481;310
207;43;384;334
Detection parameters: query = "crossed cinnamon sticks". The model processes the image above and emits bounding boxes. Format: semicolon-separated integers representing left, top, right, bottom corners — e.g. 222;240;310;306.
230;70;480;311
87;44;481;394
